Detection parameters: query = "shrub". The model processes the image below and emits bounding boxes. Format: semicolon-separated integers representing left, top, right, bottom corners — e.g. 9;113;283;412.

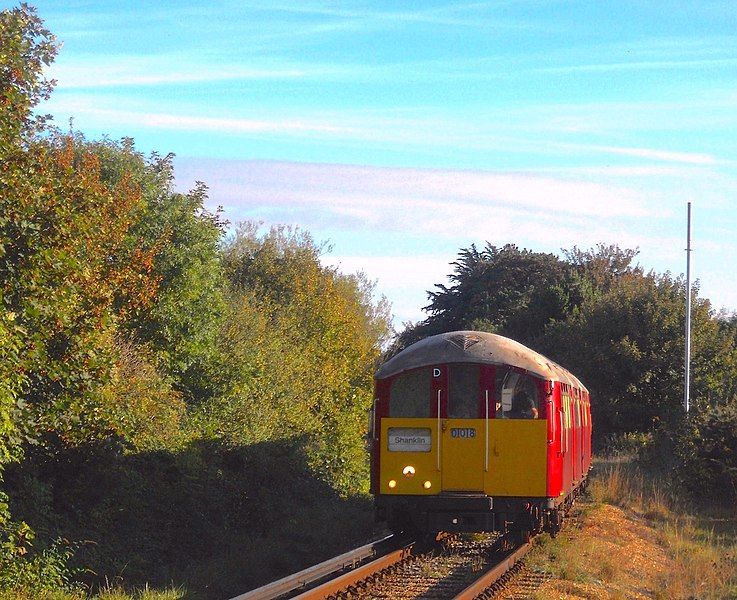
96;338;185;452
0;492;77;593
667;402;737;503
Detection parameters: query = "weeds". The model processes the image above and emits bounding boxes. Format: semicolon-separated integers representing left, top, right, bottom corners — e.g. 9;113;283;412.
0;585;186;600
529;458;737;599
96;584;186;600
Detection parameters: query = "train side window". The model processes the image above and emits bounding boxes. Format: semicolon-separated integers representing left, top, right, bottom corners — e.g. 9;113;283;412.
494;368;509;417
389;368;432;418
448;364;480;419
497;370;539;419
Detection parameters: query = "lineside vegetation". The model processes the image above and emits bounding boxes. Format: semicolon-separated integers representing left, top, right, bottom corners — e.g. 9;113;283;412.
1;4;736;599
526;459;737;598
1;5;388;598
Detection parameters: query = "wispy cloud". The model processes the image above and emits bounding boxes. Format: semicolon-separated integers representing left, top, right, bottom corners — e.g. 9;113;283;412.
175;159;660;234
45;95;732;169
537;57;737;74
48;56;345;89
44;102;355;136
241;1;540;30
575;144;720;166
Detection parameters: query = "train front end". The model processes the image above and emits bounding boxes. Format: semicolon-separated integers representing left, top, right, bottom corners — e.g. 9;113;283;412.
370;331;590;536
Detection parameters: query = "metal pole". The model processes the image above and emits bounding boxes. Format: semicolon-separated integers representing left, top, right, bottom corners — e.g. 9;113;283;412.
685;202;692;413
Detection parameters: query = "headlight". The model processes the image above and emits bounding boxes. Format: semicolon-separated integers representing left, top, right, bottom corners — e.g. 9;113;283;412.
402;465;416;478
388;479;397;489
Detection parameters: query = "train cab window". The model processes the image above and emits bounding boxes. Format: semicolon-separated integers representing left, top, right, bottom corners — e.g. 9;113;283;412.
389;368;432;418
448;364;480;419
496;370;539;419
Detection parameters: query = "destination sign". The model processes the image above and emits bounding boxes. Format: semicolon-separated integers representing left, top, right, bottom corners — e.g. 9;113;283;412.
388;427;432;452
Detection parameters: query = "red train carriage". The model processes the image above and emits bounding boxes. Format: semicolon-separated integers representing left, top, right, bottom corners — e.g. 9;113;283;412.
369;331;591;537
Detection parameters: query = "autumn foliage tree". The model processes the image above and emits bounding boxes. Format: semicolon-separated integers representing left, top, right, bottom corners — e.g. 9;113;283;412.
1;5;395;594
0;5;227;459
1;3;56;462
213;223;391;492
2;137;166;450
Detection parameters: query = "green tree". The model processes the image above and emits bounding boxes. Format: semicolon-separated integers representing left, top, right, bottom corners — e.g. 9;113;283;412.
0;3;57;153
0;3;58;462
80;138;228;404
540;272;684;435
210;223;391;492
396;243;577;351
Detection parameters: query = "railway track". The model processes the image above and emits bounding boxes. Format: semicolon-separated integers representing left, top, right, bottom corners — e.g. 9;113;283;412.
228;534;412;600
230;532;534;600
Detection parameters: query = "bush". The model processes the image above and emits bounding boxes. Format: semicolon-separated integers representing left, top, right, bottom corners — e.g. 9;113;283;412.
96;338;185;452
672;403;737;502
644;402;737;504
0;492;77;594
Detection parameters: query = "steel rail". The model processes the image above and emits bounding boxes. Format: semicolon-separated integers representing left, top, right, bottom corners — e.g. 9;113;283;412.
292;542;414;599
228;534;403;600
452;540;532;599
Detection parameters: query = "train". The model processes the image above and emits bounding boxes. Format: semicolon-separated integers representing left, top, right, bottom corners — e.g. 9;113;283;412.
369;330;591;539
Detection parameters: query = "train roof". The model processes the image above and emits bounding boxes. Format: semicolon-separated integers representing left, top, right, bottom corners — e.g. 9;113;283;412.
376;330;588;392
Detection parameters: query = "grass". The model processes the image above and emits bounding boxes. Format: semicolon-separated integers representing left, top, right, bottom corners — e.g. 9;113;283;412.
656;516;737;599
0;586;185;600
527;457;737;599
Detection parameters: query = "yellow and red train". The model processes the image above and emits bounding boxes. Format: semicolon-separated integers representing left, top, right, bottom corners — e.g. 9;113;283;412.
369;331;591;537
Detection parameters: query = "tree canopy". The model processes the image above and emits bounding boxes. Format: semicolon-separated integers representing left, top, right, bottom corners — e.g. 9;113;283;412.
402;241;737;449
0;6;392;593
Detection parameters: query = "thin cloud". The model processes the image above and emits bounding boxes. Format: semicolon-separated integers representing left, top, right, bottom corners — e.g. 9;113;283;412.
47;104;354;136
241;1;540;30
537;57;737;75
50;98;727;168
584;145;719;166
175;159;662;236
323;255;453;289
48;57;344;89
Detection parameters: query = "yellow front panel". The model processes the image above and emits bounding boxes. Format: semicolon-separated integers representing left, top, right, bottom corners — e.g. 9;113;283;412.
485;420;547;497
380;419;439;495
442;419;484;491
380;418;547;497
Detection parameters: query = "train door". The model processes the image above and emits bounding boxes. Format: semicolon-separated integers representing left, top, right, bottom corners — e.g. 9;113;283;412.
486;369;548;497
546;382;563;498
576;396;584;478
560;389;573;493
572;394;581;483
440;363;485;491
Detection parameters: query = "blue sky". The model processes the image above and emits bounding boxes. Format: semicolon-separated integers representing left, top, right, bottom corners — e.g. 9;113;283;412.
15;1;737;325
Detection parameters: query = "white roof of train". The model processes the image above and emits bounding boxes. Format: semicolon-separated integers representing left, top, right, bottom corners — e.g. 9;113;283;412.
376;330;588;392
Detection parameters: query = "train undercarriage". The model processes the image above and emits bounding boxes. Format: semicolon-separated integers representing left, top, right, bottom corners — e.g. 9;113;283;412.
376;477;586;540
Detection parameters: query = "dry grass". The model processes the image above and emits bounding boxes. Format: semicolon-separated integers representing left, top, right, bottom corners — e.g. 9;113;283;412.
525;459;737;599
655;517;737;599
